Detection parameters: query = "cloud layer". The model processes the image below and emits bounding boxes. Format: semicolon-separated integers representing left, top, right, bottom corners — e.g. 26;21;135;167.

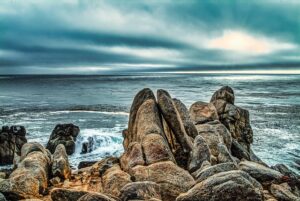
0;0;299;74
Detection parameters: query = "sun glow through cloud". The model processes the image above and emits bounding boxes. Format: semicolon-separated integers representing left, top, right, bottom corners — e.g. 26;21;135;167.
207;30;296;55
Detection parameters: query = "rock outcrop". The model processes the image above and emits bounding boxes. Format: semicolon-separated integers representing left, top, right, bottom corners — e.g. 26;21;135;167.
46;124;80;155
52;144;71;180
0;126;27;165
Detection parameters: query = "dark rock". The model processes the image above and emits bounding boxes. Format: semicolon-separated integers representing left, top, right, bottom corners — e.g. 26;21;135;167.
176;170;264;201
210;86;235;104
77;192;116;201
0;126;27;165
120;181;161;201
188;135;211;173
46;123;80;155
52;144;71;180
217;143;236;164
50;188;87;201
0;193;7;201
81;137;94;154
78;161;98;169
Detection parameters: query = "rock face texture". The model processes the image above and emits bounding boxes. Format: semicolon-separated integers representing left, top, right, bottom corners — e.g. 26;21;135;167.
46;124;80;155
1;87;299;201
0;126;27;165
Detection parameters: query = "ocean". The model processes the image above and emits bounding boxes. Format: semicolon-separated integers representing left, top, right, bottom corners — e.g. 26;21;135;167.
0;74;299;173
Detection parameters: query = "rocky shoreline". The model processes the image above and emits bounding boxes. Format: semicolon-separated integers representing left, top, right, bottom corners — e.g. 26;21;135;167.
0;87;299;201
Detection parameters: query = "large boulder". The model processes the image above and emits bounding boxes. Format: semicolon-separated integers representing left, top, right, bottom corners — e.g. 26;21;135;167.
0;143;51;199
120;181;161;201
50;188;88;201
210;86;235;104
81;137;94;154
189;101;219;124
46;124;80;155
130;161;195;201
238;161;283;184
120;142;145;172
176;170;264;201
52;144;71;180
0;126;27;165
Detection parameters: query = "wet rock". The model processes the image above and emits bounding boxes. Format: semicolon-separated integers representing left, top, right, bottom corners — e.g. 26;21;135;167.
120;142;145;172
102;164;132;197
78;161;98;169
46;123;80;155
120;181;161;201
81;137;94;154
176;170;264;201
52;144;71;180
77;192;116;201
173;98;198;138
187;135;211;173
0;126;27;165
131;161;195;201
210;86;235;104
238;160;283;184
127;88;156;147
189;101;219;124
194;162;238;182
0;143;51;199
270;183;300;201
231;139;251;160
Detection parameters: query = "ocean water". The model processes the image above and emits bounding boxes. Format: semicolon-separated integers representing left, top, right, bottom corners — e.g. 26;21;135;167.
0;74;299;173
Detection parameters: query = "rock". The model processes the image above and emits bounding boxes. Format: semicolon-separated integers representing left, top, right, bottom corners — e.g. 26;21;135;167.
142;134;174;165
127;88;156;147
231;139;250;160
52;144;71;180
194;162;238;182
0;193;6;201
0;143;51;199
130;161;195;201
272;164;300;189
120;181;161;201
46;123;80;155
238;160;283;184
187;135;211;173
50;188;87;201
217;143;236;164
176;170;264;201
195;120;232;157
81;137;94;154
189;101;219;124
120;142;145;172
78;161;98;169
102;164;132;197
210;86;235;104
173;98;198;138
77;192;116;201
157;89;193;167
0;126;27;165
270;183;300;201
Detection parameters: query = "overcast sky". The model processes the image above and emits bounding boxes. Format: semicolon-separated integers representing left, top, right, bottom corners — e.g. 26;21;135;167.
0;0;300;74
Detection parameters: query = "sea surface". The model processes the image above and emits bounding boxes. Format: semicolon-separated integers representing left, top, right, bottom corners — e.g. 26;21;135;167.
0;74;299;173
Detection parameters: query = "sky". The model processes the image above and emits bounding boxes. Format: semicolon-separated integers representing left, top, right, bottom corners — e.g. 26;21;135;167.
0;0;300;74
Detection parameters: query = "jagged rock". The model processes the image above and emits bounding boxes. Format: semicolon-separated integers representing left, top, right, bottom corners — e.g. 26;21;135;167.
52;144;71;180
0;126;27;165
270;183;300;201
187;135;211;173
189;101;219;124
173;98;198;138
217;143;236;164
81;137;94;154
120;142;145;172
130;161;195;201
46;123;80;155
194;162;238;182
195;120;232;157
157;89;193;167
50;188;88;201
127;88;156;147
176;170;264;201
77;192;116;201
78;161;97;169
0;143;51;199
210;86;235;104
120;181;161;201
238;160;283;184
191;160;212;178
102;164;132;197
231;139;251;160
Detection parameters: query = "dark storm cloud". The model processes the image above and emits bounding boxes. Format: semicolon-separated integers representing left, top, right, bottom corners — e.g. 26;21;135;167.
0;0;299;74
